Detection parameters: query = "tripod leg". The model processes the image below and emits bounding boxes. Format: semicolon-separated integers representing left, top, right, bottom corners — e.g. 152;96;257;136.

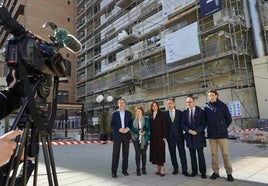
46;134;59;186
21;134;30;185
5;123;30;186
33;153;39;186
41;134;54;185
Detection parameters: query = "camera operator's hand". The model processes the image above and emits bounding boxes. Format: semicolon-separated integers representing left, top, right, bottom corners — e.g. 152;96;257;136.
0;130;22;166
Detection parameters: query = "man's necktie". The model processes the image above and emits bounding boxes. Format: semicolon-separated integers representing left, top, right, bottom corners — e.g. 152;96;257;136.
171;110;174;122
190;109;193;125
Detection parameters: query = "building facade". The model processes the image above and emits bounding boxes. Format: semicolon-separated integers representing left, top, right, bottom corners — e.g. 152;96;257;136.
75;0;268;128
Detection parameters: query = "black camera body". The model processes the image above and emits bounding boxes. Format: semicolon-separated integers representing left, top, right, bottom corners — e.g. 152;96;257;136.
1;4;71;78
6;32;71;77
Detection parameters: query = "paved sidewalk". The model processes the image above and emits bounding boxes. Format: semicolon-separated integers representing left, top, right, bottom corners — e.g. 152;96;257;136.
28;140;268;186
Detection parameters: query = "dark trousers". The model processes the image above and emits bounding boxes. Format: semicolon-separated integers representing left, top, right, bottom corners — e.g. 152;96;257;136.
167;138;188;173
111;134;130;174
189;148;206;175
133;141;148;170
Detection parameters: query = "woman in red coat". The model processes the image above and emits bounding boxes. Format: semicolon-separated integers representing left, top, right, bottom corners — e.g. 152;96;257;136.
149;102;167;176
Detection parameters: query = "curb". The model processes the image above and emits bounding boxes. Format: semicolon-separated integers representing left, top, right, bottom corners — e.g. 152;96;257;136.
51;140;113;145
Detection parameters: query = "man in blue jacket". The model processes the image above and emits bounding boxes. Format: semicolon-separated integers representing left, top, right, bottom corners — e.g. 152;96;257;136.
204;89;234;182
110;98;133;178
181;96;207;178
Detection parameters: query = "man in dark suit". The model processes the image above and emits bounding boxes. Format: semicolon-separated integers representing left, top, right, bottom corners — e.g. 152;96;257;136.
181;96;207;178
110;98;133;178
165;98;190;176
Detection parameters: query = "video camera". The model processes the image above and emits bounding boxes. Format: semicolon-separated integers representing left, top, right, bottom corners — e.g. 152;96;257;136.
0;4;81;78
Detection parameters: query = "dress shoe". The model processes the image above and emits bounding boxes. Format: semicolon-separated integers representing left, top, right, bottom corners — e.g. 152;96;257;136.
191;173;197;177
201;174;207;179
136;169;141;176
210;172;219;179
183;171;191;177
142;168;147;175
227;174;234;182
122;171;129;176
112;173;117;178
172;170;178;175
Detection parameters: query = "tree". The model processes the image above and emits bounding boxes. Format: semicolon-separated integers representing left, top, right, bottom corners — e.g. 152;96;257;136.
99;111;110;141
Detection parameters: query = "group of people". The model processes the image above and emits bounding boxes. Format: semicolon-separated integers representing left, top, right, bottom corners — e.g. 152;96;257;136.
0;70;234;183
110;89;234;182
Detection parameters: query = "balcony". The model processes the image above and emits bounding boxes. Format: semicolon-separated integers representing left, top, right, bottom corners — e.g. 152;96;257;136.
118;30;138;45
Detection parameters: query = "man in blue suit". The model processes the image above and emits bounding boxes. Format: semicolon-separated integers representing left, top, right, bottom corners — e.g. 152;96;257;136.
110;98;133;178
165;98;190;176
181;96;207;178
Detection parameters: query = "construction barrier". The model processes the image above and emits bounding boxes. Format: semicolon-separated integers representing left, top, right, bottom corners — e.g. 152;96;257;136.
228;127;268;143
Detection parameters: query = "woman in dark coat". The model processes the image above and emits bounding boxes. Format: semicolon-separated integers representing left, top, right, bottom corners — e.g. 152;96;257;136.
149;102;167;176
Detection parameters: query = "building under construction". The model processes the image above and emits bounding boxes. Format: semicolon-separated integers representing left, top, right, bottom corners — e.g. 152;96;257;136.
76;0;268;128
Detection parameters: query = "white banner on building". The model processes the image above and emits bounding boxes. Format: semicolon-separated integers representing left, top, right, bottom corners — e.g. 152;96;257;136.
165;22;200;64
228;101;242;118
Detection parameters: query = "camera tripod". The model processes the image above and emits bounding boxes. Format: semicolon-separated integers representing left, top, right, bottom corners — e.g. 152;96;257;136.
3;75;60;186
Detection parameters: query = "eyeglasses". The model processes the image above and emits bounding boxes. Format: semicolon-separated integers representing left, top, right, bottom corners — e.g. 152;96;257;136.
186;101;193;103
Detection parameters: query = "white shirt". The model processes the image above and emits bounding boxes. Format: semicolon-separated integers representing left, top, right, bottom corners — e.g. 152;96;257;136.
138;120;142;130
153;112;157;119
169;109;175;117
119;110;125;128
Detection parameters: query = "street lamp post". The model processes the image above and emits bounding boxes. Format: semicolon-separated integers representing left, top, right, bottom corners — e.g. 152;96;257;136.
96;93;114;111
96;92;113;141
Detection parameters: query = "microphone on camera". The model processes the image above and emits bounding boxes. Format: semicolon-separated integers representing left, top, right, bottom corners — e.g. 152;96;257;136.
42;22;82;53
54;28;82;53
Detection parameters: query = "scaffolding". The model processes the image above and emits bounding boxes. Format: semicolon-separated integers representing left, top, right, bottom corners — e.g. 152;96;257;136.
75;0;258;126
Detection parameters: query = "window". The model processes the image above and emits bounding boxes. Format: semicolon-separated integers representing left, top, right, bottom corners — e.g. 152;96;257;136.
77;72;85;81
60;79;69;83
94;46;101;56
108;53;116;64
67;17;70;22
172;20;188;32
76;86;85;97
95;33;101;44
94;18;100;28
94;61;101;73
67;0;70;5
58;90;69;103
94;3;100;14
105;3;115;18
